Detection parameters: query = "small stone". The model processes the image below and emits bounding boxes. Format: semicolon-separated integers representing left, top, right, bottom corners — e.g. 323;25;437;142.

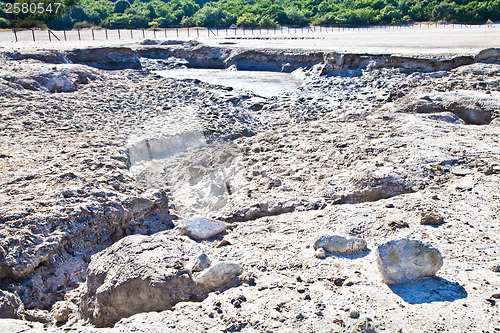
387;220;409;230
231;295;246;308
343;279;355;287
491;293;500;299
297;287;306;294
190;253;212;272
195;262;243;290
180;217;227;240
334;277;347;286
315;248;327;259
420;210;444;226
490;264;500;272
216;239;231;248
351;317;376;333
313;234;367;254
350;310;360;319
376;238;443;285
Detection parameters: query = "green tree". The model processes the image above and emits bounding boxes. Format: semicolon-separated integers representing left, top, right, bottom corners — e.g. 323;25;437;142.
377;5;403;23
283;7;308;26
237;12;259;27
432;1;456;21
0;17;10;28
114;0;131;14
47;14;74;30
101;13;130;28
79;0;113;25
70;6;89;23
259;15;278;27
192;6;234;27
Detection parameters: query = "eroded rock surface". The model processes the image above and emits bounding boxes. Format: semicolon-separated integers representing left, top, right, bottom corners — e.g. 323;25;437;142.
0;44;499;332
0;290;24;319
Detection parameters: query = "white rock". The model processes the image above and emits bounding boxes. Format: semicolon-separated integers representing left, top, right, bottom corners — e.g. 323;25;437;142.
180;217;227;240
195;262;243;289
313;234;367;254
190;252;212;272
376;238;443;285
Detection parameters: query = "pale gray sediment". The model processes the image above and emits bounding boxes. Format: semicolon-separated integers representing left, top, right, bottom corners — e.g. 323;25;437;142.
0;42;499;332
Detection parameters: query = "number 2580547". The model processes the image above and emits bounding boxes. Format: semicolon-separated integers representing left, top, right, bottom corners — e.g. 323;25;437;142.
5;2;62;15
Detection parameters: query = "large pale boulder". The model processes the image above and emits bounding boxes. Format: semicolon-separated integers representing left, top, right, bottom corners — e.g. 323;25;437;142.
80;231;243;327
313;234;367;254
376;239;443;285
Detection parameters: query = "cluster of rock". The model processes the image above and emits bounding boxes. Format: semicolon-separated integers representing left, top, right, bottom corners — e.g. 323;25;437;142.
313;234;443;285
78;230;243;327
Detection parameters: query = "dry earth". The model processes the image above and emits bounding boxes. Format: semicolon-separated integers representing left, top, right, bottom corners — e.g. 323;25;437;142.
0;40;499;332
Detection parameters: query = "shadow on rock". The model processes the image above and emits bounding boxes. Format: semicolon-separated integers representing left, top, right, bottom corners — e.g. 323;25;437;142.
327;248;372;260
388;276;467;304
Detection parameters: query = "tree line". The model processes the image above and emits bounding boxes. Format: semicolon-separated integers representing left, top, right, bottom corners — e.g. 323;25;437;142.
0;0;498;30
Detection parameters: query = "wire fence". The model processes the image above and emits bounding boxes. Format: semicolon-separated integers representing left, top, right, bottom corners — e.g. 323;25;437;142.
3;22;495;43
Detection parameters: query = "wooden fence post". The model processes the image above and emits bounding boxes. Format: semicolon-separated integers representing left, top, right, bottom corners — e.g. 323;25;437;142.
32;30;35;42
13;29;18;42
48;30;60;41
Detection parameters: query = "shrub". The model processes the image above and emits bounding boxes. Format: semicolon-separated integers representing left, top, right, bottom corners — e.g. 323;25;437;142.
73;21;93;29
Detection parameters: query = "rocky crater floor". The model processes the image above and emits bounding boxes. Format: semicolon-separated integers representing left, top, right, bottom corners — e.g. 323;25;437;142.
0;42;499;332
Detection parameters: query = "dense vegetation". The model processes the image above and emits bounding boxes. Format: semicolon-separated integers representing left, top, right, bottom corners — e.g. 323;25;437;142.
1;0;499;29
